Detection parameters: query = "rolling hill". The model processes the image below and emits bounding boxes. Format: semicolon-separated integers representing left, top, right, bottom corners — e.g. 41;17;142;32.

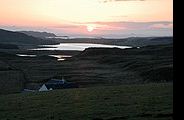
50;36;173;47
57;43;173;86
0;29;58;45
19;31;57;38
0;43;173;94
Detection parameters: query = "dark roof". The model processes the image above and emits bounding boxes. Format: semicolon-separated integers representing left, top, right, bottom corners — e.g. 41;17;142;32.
46;79;65;84
44;79;79;89
45;82;78;89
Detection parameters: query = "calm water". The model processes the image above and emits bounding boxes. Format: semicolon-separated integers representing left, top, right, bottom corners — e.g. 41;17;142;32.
33;43;132;51
49;55;72;61
16;54;37;57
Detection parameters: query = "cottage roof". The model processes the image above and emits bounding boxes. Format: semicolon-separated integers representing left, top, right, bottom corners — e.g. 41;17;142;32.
46;79;65;84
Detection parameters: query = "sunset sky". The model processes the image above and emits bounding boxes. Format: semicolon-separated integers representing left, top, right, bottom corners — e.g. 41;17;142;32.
0;0;173;38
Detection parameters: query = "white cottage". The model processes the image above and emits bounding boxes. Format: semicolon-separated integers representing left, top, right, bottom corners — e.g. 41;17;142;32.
39;84;52;91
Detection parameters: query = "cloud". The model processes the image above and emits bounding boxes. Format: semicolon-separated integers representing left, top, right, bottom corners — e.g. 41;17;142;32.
85;21;173;31
101;0;145;3
149;23;173;29
53;25;80;29
85;21;173;37
49;21;173;34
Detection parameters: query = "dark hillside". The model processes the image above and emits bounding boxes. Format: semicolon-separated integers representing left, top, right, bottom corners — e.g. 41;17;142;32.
19;31;57;38
0;29;57;45
58;44;173;86
0;52;25;94
0;43;173;94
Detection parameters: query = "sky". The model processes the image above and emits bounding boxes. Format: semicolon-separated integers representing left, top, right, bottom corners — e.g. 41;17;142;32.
0;0;173;38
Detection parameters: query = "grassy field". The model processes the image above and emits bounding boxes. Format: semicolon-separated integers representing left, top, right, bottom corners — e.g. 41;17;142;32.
0;83;173;120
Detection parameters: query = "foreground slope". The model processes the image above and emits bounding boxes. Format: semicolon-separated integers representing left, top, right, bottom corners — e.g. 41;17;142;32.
0;83;173;120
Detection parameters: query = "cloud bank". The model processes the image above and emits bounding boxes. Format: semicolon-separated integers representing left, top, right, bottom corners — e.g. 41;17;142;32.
0;21;173;38
85;21;173;30
101;0;145;3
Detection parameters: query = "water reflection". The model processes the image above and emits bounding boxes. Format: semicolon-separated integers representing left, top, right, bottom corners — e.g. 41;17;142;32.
16;54;37;57
33;43;132;51
49;55;72;61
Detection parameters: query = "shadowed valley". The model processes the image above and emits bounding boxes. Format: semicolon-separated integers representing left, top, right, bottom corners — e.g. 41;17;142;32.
0;29;173;120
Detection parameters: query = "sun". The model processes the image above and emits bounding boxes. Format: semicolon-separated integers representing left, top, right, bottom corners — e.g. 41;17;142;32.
87;24;95;32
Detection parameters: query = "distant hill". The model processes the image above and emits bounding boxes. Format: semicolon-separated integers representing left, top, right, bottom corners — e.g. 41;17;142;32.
19;31;57;38
0;29;57;45
111;37;173;47
52;36;173;47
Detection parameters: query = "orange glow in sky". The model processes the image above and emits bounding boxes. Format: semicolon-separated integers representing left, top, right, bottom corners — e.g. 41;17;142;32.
0;0;173;37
